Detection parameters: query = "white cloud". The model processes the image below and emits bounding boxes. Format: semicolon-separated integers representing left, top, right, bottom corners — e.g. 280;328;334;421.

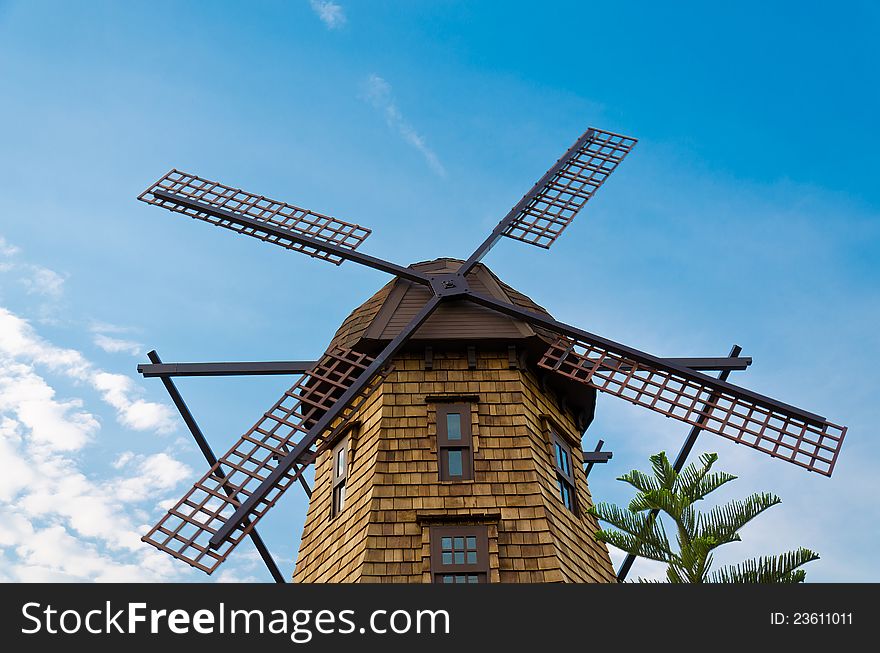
214;568;262;583
19;265;66;298
112;452;193;503
0;226;288;583
93;372;176;432
0;238;66;302
0;362;98;451
309;0;346;30
362;74;446;176
0;308;175;433
0;380;187;578
0;306;200;582
93;333;143;356
112;451;136;469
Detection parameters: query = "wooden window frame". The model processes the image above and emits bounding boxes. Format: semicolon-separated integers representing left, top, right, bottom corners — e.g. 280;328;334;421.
436;403;474;481
430;525;489;584
552;431;577;514
331;436;348;518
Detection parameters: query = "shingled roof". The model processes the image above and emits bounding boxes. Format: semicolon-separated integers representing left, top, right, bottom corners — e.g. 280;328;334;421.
328;259;560;350
326;258;596;429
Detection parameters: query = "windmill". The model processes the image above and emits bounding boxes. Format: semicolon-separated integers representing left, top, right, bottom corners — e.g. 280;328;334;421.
136;127;847;583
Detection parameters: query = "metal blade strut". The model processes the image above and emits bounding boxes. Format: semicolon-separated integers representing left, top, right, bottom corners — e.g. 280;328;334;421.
141;347;386;574
138;360;317;378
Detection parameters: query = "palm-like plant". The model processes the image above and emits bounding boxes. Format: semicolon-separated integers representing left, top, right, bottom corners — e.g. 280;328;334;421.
588;451;818;583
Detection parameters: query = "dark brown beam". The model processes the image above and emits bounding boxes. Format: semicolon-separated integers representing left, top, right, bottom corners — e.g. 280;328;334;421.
138;360;317;378
583;439;612;479
137;357;747;379
660;357;750;372
615;344;742;583
145;350;287;583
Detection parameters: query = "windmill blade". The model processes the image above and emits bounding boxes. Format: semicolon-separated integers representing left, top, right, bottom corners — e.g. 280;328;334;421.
142;347;389;574
139;169;372;266
500;128;637;248
539;338;846;477
459;128;637;277
462;289;846;477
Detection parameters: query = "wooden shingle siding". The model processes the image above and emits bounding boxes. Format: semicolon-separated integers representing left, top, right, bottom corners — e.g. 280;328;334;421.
292;383;385;582
293;348;615;583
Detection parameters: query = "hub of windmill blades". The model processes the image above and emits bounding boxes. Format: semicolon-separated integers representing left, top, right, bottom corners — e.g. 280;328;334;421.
136;125;848;576
429;273;471;297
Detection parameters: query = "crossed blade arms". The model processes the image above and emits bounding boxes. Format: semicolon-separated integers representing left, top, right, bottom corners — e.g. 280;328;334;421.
140;127;846;575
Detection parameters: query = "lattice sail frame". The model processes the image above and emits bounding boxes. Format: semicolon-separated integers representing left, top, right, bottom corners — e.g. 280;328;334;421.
502;128;638;248
138;170;371;265
539;339;846;476
142;347;388;574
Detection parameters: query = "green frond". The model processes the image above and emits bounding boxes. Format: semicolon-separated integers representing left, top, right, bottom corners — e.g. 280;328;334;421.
599;450;816;585
665;562;686;583
617;468;662;495
690;471;738;502
680;504;695;535
633;488;691;522
627;493;654;513
708;548;819;583
594;530;672;563
673;452;717;498
677;537;716;582
697;492;781;545
588;503;672;556
674;452;737;502
649;451;677;490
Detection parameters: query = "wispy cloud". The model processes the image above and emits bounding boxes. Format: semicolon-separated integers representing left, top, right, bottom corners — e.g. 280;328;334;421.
362;74;446;176
0;236;19;257
19;265;65;299
309;0;346;30
93;333;142;356
89;321;138;335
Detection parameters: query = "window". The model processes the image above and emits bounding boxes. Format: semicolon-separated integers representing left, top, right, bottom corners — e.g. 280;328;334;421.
552;433;576;513
331;437;348;517
436;403;474;481
430;525;488;583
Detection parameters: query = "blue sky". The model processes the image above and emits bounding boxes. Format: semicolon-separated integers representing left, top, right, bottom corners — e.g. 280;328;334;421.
0;0;877;582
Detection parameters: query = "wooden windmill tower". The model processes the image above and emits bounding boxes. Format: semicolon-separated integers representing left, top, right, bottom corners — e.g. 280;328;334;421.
293;258;614;582
135;127;847;583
